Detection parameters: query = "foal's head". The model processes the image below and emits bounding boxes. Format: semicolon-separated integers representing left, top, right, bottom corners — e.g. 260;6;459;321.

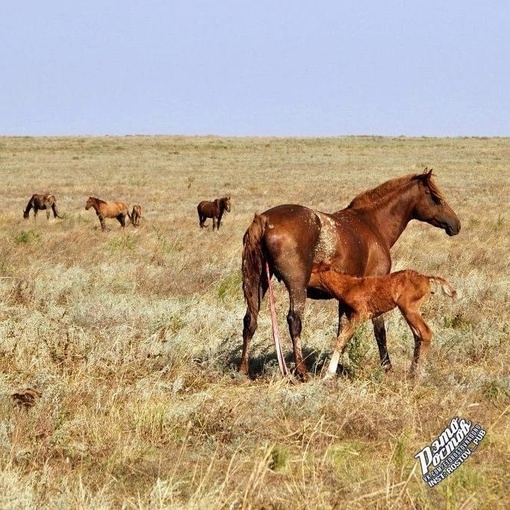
411;169;461;236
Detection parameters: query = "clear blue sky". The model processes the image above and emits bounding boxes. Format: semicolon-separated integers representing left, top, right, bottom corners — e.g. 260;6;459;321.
1;1;508;137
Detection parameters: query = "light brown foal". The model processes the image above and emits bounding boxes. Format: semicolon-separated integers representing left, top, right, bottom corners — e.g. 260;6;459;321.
309;263;456;378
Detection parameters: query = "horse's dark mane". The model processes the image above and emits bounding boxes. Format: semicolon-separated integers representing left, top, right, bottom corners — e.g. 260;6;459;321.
348;171;445;209
90;196;106;205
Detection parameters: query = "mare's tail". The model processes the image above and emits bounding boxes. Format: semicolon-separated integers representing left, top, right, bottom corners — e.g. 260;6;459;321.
242;214;269;310
429;276;457;298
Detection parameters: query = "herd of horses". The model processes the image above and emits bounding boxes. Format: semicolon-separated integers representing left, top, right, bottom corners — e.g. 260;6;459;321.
22;168;462;381
24;193;144;231
24;194;230;232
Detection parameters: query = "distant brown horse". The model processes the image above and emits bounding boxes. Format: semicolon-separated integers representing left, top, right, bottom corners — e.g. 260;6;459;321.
128;205;142;226
85;196;129;231
309;262;456;378
23;194;62;220
241;169;461;379
197;196;231;230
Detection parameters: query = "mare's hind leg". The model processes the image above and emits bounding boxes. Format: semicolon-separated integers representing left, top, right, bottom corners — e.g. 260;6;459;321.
240;270;268;375
373;316;392;372
286;283;309;380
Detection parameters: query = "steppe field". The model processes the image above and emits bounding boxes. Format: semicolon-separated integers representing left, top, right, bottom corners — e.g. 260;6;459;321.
0;135;508;509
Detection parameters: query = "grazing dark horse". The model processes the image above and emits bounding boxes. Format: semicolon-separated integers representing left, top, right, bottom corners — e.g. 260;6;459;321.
85;196;129;231
23;194;62;220
128;205;142;226
308;262;456;378
197;196;231;230
241;169;461;379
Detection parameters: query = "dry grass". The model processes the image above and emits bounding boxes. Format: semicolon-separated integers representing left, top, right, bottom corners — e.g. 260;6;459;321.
0;135;508;509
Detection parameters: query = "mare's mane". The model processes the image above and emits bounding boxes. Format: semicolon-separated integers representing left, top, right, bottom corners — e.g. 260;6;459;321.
347;171;445;209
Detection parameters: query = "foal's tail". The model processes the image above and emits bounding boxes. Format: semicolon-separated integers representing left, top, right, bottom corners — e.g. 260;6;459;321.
429;276;457;298
242;214;269;309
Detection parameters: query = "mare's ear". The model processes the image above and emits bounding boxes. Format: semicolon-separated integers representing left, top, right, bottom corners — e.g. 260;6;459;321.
414;168;434;186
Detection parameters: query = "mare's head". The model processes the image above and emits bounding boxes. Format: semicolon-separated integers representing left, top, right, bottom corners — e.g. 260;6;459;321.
411;169;461;236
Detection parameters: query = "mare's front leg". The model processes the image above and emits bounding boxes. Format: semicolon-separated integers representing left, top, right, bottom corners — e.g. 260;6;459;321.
373;316;392;372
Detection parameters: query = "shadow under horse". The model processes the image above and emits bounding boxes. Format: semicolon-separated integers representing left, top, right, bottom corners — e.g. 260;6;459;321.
241;169;461;380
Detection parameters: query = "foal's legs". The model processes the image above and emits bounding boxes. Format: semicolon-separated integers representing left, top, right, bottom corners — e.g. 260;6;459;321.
399;306;433;376
373;316;392;371
324;318;359;378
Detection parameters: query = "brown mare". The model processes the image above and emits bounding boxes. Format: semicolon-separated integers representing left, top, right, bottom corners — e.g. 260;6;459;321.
241;169;461;379
23;194;62;220
308;263;456;378
128;205;142;226
85;196;129;231
197;196;231;230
